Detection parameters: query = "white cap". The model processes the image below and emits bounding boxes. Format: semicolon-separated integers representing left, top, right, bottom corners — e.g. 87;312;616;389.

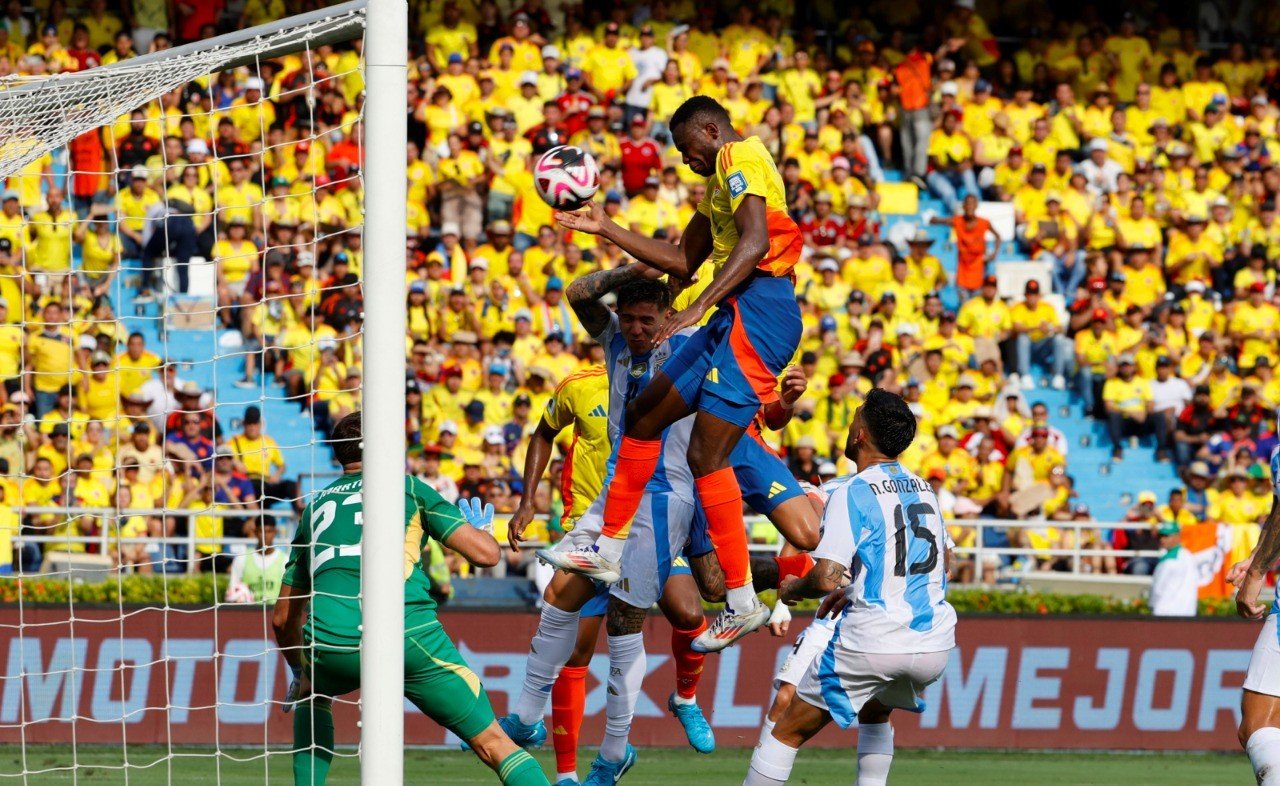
519;70;539;86
439;420;459;435
816;257;839;273
1185;280;1206;293
818;461;838;475
1088;138;1109;152
440;221;460;237
483;426;505;445
245;77;265;91
317;337;337;352
130;165;149;180
940;81;959;97
469;257;489;271
186;139;209;156
541;44;560;59
78;334;97;351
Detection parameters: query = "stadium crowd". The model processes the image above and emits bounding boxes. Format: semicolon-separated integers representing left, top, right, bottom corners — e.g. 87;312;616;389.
0;0;1278;595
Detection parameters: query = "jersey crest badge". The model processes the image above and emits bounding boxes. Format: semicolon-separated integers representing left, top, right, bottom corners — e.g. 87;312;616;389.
629;361;647;378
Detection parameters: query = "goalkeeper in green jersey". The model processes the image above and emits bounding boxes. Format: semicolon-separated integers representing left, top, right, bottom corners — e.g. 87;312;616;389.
272;412;550;786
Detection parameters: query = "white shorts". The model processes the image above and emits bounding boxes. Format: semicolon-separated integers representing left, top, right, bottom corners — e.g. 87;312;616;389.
1245;615;1280;698
774;615;838;690
610;492;696;610
796;644;951;729
557;496;605;551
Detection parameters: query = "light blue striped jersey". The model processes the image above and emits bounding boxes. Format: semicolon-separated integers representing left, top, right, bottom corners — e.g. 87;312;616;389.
814;461;956;654
594;313;696;503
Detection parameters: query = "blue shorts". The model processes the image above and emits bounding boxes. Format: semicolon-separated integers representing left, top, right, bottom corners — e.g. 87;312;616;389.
735;431;804;516
582;586;609;618
668;275;802;428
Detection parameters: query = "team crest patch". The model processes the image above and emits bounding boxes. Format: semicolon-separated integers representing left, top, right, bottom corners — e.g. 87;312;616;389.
630;361;648;378
727;171;747;197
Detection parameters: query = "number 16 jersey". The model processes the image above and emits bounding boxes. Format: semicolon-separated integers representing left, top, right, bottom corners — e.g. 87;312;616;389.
281;473;465;651
814;461;956;655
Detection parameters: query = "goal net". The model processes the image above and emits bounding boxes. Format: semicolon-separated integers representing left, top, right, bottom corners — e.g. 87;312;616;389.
0;1;383;780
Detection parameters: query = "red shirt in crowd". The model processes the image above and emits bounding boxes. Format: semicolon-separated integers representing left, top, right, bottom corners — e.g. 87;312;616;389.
620;136;662;195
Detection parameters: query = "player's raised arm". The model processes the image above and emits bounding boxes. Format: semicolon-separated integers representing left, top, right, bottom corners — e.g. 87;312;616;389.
555;200;711;281
565;262;659;337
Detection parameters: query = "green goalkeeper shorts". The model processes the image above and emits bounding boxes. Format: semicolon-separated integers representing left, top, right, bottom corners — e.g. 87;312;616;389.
305;621;496;742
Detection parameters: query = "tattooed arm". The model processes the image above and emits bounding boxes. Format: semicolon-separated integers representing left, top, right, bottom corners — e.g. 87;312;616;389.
777;557;847;605
1238;495;1280;619
564;262;660;337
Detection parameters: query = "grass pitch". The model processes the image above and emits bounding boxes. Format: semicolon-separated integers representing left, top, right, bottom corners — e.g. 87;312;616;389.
1;745;1246;784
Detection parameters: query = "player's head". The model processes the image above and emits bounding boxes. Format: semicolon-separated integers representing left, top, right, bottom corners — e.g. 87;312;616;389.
332;411;363;469
846;388;916;462
615;278;672;354
669;96;734;177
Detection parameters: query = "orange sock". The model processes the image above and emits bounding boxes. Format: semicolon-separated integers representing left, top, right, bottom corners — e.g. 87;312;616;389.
671;621;708;699
694;467;752;590
551;665;588;777
775;553;815;585
601;436;662;539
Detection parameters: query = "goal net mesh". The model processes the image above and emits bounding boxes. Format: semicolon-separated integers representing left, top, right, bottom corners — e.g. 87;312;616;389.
0;4;369;780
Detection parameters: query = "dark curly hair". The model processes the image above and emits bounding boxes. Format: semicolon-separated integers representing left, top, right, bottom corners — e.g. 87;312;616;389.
861;388;917;458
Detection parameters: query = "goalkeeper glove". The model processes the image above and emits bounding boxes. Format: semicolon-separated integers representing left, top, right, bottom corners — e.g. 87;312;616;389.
458;497;495;534
283;664;303;714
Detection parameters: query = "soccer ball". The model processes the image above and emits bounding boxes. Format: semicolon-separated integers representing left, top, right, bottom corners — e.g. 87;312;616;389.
534;145;600;211
224;582;255;604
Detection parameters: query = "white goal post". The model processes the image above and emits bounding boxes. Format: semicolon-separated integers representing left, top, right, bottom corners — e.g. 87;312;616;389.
0;0;408;780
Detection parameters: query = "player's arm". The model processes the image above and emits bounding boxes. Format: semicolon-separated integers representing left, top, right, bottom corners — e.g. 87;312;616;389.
441;521;502;568
654;193;769;342
555;201;711;281
272;582;311;712
778;557;846;604
565;262;661;336
508;417;560;550
760;364;807;430
1237;494;1280;619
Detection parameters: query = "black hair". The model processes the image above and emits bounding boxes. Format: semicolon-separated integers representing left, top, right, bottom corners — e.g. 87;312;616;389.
861;388;916;458
332;411;363;467
615;278;671;312
669;96;731;134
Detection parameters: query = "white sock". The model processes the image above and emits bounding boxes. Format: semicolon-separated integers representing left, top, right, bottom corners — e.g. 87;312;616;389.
1248;727;1280;785
757;716;777;748
555;773;578;783
599;632;645;762
727;584;758;614
856;722;894;786
595;534;626;563
514;604;580;725
672;693;696;706
744;730;797;786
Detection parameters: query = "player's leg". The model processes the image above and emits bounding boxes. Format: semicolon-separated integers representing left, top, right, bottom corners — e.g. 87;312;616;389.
292;648;360;786
693;280;803;650
583;596;646;785
550;607;604;784
596;323;720;561
853;700;896;786
508;571;599;739
760;615;838;747
407;625;550;785
732;431;821;553
658;569;715;754
513;509;609;741
743;693;830;786
1241;615;1280;784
